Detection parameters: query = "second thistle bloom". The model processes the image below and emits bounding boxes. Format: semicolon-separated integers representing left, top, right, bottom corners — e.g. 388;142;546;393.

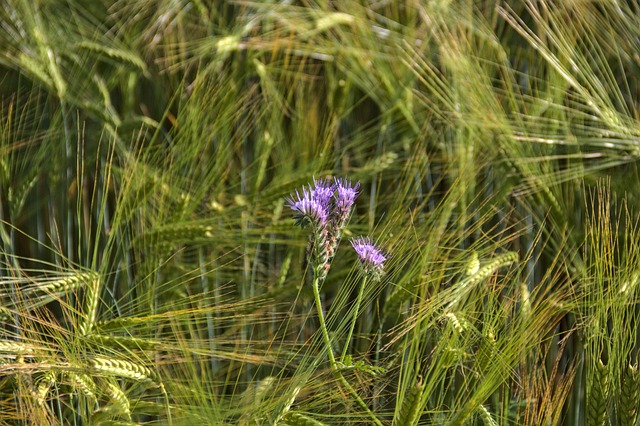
351;236;386;281
333;178;360;225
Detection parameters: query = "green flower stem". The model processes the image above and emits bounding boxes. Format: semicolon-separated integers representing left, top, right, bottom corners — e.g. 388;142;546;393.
341;275;368;360
312;272;383;426
312;274;337;367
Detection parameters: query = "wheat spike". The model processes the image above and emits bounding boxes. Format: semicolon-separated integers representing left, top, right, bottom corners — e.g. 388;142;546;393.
66;372;97;400
466;251;480;276
137;223;216;250
79;276;101;336
465;252;518;287
362;151;398;174
395;375;424;426
477;405;498;426
587;358;609;426
618;363;640;426
447;252;518;309
90;357;155;384
519;282;531;319
76;41;146;71
281;412;328;426
0;306;13;322
0;341;36;359
34;371;56;406
34;271;99;295
90;333;158;349
272;384;301;425
444;312;469;334
103;380;132;421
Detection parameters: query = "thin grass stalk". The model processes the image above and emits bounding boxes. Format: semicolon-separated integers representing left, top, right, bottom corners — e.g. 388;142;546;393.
61;101;74;264
240;59;253;384
368;118;390;231
199;247;217;375
341;275;368;360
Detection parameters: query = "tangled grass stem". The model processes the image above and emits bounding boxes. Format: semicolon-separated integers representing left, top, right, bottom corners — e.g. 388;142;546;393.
311;273;383;426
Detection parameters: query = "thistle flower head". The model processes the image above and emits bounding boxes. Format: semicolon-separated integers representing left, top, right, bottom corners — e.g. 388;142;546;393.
286;177;362;281
351;236;386;280
286;186;328;228
334;178;360;215
311;178;335;211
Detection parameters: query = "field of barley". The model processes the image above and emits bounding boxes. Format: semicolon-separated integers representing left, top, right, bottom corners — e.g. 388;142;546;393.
1;1;640;424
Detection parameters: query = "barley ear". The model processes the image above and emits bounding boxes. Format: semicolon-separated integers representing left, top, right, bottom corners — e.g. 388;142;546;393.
34;371;56;406
281;412;328;426
138;223;216;251
361;151;398;174
90;356;156;384
394;375;424;426
271;384;301;425
587;358;609;426
103;380;132;421
66;372;97;401
477;404;498;426
465;252;518;287
35;271;98;295
465;251;480;276
618;362;640;426
79;275;101;336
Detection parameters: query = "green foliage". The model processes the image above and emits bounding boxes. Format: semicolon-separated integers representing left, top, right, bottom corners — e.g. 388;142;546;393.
0;0;640;424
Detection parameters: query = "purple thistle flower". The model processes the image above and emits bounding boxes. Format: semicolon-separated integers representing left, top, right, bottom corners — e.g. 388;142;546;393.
325;178;360;261
351;236;386;280
286;186;328;228
334;178;360;223
311;177;335;210
286;177;362;282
